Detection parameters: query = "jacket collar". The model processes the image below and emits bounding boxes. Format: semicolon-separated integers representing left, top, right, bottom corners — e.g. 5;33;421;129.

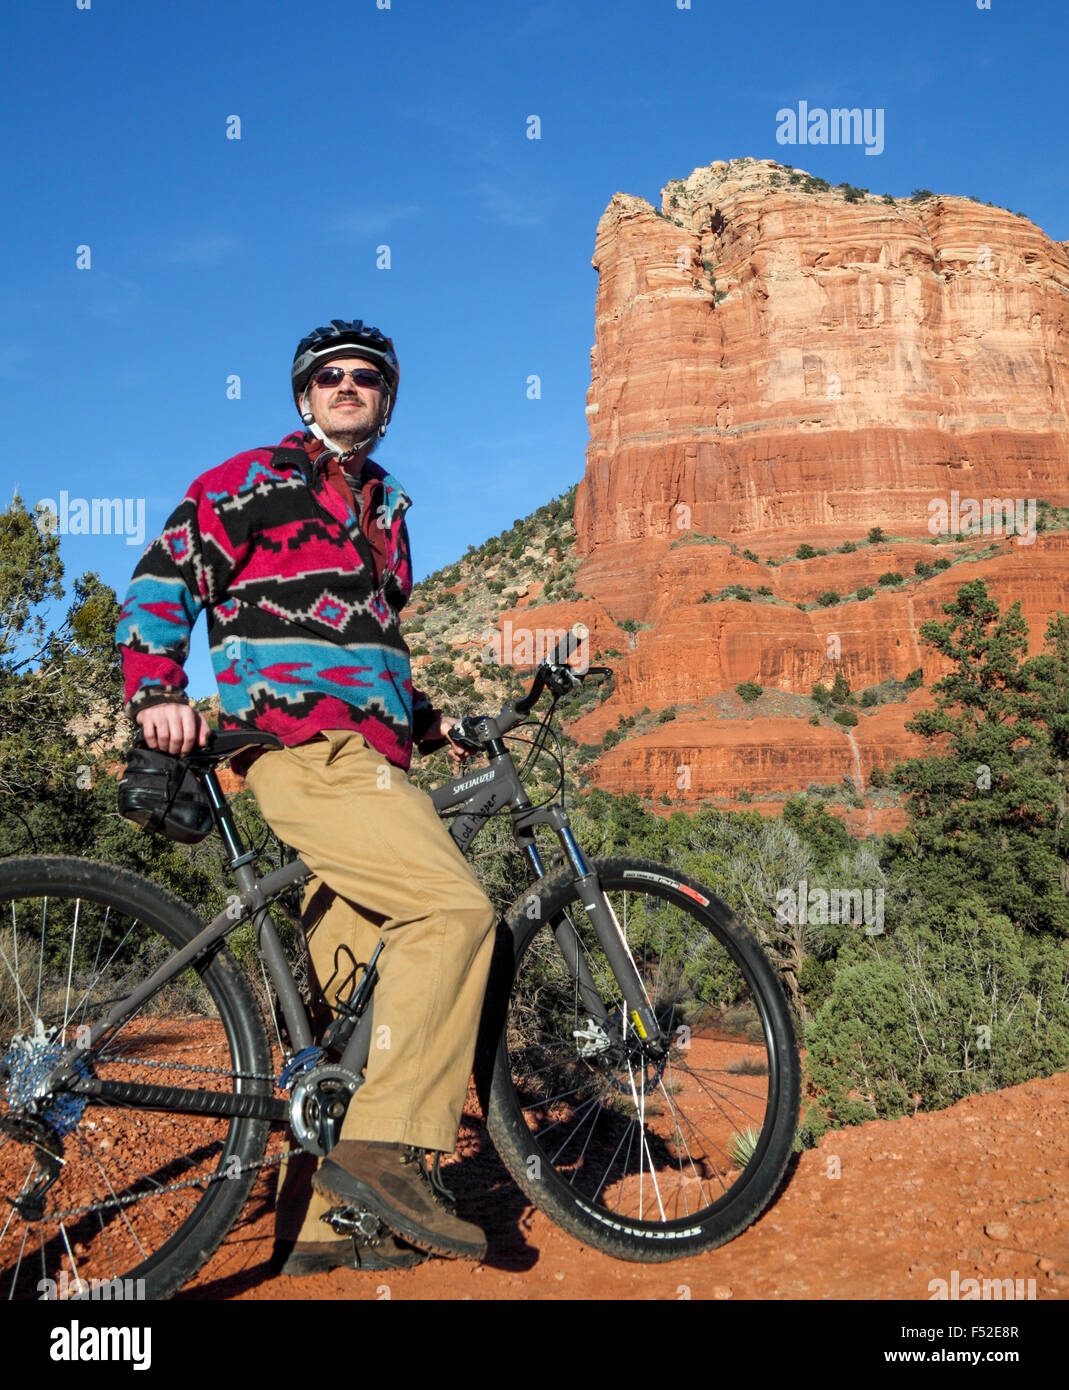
278;430;411;525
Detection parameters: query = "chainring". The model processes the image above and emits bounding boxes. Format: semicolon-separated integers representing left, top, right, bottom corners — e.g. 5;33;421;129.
288;1064;362;1156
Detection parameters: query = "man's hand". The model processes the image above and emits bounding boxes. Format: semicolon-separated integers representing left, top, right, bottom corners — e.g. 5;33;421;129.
136;703;211;757
422;713;472;768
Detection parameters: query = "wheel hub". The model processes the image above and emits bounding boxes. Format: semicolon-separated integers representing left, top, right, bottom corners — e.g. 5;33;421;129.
573;1013;667;1095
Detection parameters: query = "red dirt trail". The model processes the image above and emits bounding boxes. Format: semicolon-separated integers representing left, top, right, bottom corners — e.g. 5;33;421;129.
178;1071;1069;1301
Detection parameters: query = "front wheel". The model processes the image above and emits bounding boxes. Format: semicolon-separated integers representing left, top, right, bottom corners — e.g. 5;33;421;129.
486;856;800;1261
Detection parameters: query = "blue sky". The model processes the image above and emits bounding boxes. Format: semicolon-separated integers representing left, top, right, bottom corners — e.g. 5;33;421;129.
2;0;1065;697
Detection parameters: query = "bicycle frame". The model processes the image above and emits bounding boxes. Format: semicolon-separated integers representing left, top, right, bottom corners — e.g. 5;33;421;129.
48;709;664;1122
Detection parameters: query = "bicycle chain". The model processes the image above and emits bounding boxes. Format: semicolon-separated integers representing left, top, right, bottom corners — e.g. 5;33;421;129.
95;1054;282;1084
34;1059;297;1221
42;1146;301;1223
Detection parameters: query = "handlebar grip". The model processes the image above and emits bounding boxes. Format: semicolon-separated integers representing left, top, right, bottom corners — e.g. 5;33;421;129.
448;717;485;751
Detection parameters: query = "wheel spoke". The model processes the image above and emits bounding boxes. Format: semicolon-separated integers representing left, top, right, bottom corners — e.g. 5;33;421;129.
0;858;273;1299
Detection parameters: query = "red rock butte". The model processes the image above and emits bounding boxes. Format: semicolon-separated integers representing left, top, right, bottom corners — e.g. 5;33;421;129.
555;158;1069;825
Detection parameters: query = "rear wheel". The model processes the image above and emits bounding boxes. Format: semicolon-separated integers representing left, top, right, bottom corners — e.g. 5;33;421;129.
487;856;800;1260
0;857;272;1300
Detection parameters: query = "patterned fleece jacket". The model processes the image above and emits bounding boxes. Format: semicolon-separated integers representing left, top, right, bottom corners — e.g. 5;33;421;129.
115;430;439;771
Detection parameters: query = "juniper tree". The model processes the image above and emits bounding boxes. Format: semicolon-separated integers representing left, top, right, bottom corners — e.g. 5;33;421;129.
887;579;1068;935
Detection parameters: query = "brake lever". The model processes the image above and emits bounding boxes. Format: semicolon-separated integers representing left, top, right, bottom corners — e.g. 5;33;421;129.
448;716;486;751
544;664;583;696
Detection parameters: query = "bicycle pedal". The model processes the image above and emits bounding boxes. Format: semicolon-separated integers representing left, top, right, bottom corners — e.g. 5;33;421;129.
323;1204;383;1242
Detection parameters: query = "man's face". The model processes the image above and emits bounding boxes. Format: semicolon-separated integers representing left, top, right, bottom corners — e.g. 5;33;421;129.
303;355;387;447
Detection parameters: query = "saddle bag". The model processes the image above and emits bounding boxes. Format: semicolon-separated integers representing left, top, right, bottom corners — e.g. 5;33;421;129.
117;746;215;844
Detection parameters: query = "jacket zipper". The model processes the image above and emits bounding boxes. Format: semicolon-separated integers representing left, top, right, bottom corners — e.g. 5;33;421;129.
306;466;407;599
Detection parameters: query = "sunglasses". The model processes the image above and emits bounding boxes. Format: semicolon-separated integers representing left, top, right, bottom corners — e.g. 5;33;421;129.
312;366;385;390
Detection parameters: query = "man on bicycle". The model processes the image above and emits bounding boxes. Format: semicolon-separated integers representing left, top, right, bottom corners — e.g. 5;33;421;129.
116;319;497;1275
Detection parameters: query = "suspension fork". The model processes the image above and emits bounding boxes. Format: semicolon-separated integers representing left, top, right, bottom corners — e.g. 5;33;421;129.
514;808;664;1047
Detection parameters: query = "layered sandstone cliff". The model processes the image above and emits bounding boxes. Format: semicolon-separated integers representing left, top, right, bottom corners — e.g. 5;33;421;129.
567;159;1069;817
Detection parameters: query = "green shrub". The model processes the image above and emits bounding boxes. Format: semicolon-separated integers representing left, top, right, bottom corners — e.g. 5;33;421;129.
735;682;763;704
904;667;923;690
867;527;887;544
817;590;841;607
831;672;851;704
933;556;952;571
856;585;875;601
878;571;904;587
860;688;878;708
805;904;1069;1125
742;548;760;563
657;707;677;723
868;765;887;788
914;560;934;577
728;1126;761;1168
796;543;817;560
833;710;858;727
839;540;857;553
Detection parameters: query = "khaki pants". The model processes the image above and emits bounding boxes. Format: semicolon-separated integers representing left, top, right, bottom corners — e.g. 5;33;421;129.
245;729;497;1243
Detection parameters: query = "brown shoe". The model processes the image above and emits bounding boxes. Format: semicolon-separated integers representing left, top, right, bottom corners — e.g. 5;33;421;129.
272;1232;427;1277
313;1141;487;1261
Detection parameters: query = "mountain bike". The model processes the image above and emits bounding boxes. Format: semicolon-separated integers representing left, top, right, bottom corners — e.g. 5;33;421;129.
0;651;800;1299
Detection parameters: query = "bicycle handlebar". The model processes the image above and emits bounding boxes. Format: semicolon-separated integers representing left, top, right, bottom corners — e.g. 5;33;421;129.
447;660;613;749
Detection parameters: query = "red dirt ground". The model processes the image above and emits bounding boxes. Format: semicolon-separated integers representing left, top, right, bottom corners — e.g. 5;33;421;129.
179;1071;1069;1302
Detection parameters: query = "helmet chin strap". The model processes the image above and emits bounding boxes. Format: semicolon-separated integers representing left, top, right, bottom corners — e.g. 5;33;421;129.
300;391;391;460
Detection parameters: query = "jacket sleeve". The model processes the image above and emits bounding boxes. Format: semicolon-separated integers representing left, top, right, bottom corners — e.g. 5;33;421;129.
115;474;248;720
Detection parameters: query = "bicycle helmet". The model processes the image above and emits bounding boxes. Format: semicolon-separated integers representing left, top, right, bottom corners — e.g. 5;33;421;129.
291;320;399;443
